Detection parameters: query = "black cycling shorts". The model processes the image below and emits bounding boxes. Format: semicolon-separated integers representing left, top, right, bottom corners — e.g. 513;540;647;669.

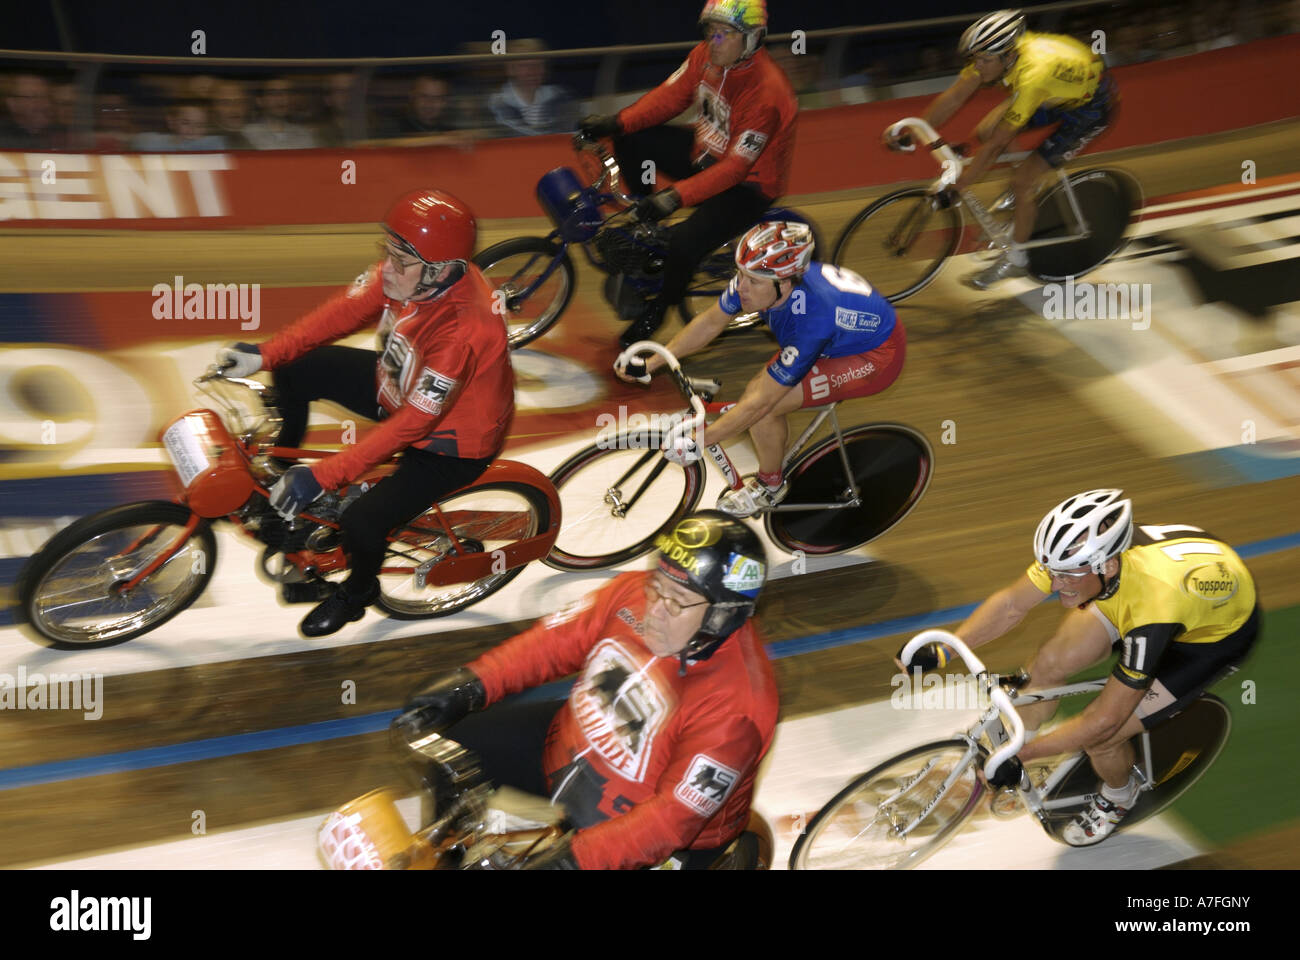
1134;603;1260;729
1029;73;1117;168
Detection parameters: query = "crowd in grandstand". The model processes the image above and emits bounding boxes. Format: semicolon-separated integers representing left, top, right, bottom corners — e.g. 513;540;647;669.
0;0;1295;151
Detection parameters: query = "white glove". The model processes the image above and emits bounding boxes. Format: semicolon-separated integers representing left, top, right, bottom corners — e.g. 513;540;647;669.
613;353;651;385
663;435;700;466
216;342;263;377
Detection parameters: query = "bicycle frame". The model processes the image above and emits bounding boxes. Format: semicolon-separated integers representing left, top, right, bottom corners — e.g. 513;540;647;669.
622;341;865;513
899;630;1161;841
885;116;1093;255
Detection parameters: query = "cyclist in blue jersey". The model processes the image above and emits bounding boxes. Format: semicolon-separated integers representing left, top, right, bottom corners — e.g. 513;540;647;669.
616;220;907;517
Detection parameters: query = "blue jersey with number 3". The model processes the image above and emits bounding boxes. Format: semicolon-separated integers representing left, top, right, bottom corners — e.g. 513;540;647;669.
718;263;896;386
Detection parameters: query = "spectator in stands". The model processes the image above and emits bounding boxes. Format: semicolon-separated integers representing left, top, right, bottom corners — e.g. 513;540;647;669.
0;73;55;149
50;81;78;148
212;78;255;149
94;91;135;150
131;98;227;151
398;75;457;135
244;76;318;149
488;40;578;137
318;72;353;146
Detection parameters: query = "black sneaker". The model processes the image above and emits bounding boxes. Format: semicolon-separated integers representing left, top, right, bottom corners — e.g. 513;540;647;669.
299;579;381;638
618;302;667;349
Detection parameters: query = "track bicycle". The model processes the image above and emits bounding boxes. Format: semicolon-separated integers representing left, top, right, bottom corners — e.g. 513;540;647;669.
833;117;1142;302
543;341;932;570
789;629;1232;869
13;370;560;649
472;133;821;348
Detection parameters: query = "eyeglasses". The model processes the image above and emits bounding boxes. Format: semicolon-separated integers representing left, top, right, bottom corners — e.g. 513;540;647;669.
644;578;710;616
1044;566;1095;580
379;240;420;271
702;23;741;41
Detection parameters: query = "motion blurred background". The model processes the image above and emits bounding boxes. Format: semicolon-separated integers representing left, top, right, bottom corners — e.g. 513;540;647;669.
1;0;1298;870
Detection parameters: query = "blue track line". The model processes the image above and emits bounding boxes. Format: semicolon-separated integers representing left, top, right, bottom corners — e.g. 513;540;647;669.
2;529;1297;793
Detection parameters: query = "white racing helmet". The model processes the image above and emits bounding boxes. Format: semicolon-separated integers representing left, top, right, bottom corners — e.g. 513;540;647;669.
958;9;1026;59
1033;489;1133;574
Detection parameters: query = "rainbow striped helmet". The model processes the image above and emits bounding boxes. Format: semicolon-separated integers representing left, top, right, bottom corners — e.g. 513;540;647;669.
699;0;768;58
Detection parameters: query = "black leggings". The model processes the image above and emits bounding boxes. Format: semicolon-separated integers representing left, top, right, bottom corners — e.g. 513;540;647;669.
272;345;493;588
614;126;774;310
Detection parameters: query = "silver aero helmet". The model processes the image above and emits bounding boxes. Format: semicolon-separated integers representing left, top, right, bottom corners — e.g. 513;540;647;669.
1033;489;1134;574
958;9;1026;59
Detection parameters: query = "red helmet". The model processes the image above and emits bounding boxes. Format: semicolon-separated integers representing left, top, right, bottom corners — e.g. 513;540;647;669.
383;189;476;266
735;221;814;280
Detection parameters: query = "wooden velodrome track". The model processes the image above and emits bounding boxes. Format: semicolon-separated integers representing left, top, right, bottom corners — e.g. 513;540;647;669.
1;118;1298;868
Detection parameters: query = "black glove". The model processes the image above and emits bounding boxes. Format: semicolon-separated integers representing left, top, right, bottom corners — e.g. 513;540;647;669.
521;833;580;870
634;189;681;222
884;131;914;152
987;756;1025;790
393;667;486;736
580;114;620;139
897;640;955;672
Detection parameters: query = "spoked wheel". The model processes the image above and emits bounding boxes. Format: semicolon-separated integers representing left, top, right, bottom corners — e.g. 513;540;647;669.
544;432;706;571
1027;169;1141;282
376;482;550;619
833;187;963;303
472;237;575;349
1039;694;1232;843
766;423;933;555
14;501;217;649
790;739;986;870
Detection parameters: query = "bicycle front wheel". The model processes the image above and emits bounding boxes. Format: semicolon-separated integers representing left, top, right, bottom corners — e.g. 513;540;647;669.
790;739;985;870
767;423;933;555
832;188;962;303
15;501;217;649
545;433;706;571
473;237;575;349
377;482;549;619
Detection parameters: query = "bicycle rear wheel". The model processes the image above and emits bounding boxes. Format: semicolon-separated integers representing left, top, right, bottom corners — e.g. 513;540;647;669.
472;237;575;349
545;433;706;571
1027;169;1139;282
832;188;963;303
376;482;549;619
766;423;933;555
1039;693;1231;842
790;739;985;870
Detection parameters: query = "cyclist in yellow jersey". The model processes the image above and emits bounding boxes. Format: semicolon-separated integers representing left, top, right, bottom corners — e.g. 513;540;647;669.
899;490;1259;846
886;10;1117;289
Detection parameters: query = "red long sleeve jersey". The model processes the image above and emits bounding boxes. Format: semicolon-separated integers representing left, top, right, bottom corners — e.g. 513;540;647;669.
469;571;780;870
257;265;514;490
617;44;797;207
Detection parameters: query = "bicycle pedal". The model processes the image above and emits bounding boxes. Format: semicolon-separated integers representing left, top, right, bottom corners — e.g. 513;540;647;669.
282;580;336;604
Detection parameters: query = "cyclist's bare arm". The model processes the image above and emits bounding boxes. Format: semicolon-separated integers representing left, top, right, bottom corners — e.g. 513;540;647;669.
645;302;735;375
954;573;1047;649
974;98;1013;142
954;115;1020;191
912;70;983;135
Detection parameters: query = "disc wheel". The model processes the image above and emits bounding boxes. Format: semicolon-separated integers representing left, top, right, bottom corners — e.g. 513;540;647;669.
472;236;575;349
15;500;216;649
544;432;706;571
376;482;550;619
1027;169;1140;282
832;187;963;303
766;423;933;555
790;739;985;870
